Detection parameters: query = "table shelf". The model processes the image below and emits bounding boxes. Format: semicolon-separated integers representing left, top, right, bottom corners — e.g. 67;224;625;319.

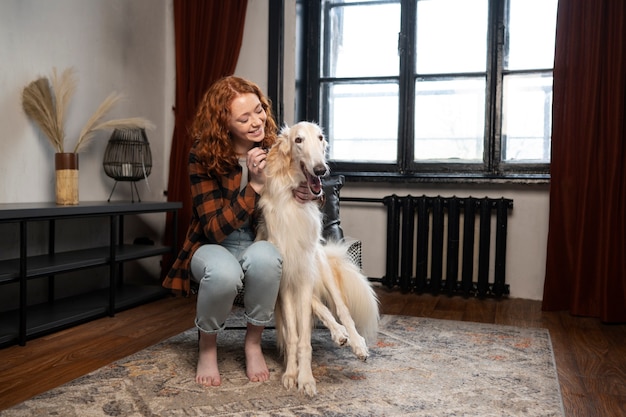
0;284;168;347
0;201;181;347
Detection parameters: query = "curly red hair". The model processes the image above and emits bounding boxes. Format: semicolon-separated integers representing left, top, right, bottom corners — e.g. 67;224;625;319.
190;76;278;176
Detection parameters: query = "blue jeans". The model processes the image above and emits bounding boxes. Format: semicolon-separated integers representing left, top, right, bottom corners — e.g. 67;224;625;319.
190;227;282;334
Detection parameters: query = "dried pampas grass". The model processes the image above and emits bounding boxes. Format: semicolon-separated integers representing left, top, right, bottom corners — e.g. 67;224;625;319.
22;67;153;153
74;92;154;153
22;77;65;152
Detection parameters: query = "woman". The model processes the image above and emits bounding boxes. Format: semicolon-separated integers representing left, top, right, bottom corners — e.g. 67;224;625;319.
164;76;312;386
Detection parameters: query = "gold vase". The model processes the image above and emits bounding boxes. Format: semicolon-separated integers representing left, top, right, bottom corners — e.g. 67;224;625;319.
55;153;79;205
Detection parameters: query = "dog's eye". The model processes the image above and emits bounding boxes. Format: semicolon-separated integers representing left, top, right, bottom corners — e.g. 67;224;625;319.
295;136;303;144
318;135;324;142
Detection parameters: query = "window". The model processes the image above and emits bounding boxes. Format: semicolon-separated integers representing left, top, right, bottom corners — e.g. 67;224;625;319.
296;0;558;181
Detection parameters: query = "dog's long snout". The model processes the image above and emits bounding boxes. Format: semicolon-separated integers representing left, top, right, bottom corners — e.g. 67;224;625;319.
314;164;328;177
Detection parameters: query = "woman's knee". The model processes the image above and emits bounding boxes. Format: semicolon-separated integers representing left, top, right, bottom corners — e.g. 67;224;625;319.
191;245;243;292
241;241;282;279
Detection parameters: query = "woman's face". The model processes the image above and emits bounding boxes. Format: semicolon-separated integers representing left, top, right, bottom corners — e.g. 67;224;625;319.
228;93;267;151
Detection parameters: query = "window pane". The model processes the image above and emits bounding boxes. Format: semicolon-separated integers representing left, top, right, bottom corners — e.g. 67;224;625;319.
414;79;485;161
325;0;382;3
323;83;398;162
324;2;400;78
506;0;558;70
416;0;488;74
501;74;552;162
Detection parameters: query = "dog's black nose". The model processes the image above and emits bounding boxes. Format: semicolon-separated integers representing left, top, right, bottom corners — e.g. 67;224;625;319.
314;165;328;177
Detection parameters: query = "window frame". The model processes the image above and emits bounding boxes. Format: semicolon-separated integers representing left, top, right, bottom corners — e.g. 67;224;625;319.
295;0;552;184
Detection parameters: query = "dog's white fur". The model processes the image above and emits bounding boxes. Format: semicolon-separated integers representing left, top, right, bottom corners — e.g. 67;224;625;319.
256;121;379;396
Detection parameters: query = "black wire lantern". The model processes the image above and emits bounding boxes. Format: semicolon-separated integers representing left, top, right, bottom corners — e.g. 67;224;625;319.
103;128;152;202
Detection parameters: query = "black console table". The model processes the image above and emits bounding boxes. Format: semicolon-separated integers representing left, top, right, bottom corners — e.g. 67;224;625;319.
0;201;181;347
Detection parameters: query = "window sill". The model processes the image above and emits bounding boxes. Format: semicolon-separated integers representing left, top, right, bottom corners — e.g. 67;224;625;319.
332;171;550;185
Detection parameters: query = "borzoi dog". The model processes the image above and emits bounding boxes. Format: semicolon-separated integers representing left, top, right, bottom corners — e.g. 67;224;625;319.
256;121;379;396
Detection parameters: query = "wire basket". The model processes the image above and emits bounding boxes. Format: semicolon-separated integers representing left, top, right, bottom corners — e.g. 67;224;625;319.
103;128;152;181
103;128;152;202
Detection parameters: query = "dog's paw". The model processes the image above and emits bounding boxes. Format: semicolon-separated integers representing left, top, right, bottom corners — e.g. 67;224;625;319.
355;347;369;361
330;325;349;346
351;336;369;361
298;377;317;397
282;373;297;391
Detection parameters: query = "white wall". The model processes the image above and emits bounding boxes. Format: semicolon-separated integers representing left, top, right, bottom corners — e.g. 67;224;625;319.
0;0;175;308
235;0;297;125
0;0;174;206
0;0;551;301
235;0;269;92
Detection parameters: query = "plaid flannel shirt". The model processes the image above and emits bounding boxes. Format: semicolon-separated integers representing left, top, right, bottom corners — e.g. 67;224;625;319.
163;142;259;294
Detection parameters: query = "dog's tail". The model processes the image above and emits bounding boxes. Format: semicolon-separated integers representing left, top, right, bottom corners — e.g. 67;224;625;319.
322;241;380;344
273;295;287;359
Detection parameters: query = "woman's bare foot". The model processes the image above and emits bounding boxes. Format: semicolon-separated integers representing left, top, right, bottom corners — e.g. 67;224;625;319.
245;323;270;382
196;331;221;386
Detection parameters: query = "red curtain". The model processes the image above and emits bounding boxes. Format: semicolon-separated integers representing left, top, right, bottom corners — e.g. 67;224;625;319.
162;0;248;275
543;0;626;322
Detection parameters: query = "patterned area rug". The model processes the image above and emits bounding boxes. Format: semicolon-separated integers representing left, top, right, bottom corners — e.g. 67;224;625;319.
2;313;564;417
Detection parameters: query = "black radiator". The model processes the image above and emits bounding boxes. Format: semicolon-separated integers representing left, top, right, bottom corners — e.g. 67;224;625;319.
342;195;513;298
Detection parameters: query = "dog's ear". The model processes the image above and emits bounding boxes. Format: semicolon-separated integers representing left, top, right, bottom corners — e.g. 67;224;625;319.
265;124;292;178
274;124;292;156
279;124;291;138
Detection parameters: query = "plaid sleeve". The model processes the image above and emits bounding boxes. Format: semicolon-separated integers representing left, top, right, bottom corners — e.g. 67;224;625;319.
163;147;260;294
189;148;259;243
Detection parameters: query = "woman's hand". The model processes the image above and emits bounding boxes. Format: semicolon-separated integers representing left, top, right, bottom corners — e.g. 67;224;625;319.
293;181;315;204
247;147;268;194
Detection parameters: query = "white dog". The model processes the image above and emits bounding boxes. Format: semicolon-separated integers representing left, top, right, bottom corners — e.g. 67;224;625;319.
256;121;379;396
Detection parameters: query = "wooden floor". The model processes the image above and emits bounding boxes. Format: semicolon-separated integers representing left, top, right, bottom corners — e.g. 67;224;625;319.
1;287;625;416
